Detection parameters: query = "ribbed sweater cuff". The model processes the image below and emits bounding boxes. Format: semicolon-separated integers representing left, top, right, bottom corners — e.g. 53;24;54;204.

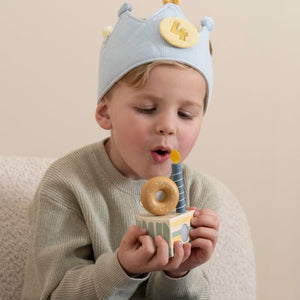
94;251;149;298
150;267;210;298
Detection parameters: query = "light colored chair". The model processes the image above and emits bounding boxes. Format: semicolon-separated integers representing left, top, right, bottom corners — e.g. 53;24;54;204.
0;156;256;299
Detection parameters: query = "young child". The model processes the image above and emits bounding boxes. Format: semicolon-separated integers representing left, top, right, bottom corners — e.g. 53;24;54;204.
22;1;220;299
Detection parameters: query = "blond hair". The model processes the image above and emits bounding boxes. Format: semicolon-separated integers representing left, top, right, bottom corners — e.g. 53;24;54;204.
121;60;209;111
120;60;189;88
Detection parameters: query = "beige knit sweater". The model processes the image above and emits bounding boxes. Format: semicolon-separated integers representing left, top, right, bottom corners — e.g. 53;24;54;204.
22;140;219;299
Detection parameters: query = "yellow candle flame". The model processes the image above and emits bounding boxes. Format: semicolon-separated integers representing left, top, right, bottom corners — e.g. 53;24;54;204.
163;0;181;5
170;149;181;164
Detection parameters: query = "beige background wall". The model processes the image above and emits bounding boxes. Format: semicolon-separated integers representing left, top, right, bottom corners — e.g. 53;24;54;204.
1;0;299;299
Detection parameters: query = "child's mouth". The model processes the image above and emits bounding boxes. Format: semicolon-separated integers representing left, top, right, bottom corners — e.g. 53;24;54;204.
151;149;171;163
156;150;167;155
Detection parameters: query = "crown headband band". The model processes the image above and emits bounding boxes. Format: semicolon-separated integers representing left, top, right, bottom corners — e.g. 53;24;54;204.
98;1;214;111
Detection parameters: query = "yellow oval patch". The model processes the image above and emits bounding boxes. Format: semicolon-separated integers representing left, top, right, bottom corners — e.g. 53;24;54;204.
170;149;181;164
159;17;199;48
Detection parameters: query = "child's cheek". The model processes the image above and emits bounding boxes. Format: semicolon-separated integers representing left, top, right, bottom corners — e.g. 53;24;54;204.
179;130;199;159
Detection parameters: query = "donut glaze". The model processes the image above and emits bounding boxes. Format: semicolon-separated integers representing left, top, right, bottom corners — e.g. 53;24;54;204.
140;176;179;216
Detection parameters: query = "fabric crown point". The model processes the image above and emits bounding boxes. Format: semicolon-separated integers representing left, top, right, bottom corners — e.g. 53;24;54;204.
98;1;214;112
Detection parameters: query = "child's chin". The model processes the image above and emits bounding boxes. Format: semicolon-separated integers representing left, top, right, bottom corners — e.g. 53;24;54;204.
142;168;171;180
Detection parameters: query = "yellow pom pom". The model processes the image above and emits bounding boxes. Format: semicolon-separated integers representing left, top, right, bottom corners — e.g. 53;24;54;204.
163;0;181;5
103;26;113;38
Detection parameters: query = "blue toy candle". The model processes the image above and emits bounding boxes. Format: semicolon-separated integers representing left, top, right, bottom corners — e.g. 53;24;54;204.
170;150;186;213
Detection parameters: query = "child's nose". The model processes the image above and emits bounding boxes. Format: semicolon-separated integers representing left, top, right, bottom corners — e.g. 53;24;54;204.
155;116;176;135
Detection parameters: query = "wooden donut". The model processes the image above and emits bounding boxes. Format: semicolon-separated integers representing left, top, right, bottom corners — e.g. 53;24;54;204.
141;176;179;216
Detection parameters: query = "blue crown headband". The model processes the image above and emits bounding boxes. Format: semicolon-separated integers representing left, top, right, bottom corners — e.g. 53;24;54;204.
98;1;214;111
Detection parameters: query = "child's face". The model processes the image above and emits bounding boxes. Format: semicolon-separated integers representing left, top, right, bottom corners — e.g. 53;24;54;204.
97;64;206;180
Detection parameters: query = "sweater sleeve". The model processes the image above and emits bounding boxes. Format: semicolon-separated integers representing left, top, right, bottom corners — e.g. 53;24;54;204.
22;194;148;300
146;267;210;299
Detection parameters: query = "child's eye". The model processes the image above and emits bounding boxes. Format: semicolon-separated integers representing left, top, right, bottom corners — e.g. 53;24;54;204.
135;107;156;114
178;111;193;120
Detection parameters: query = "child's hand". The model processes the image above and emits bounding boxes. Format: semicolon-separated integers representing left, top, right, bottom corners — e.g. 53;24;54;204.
118;208;219;278
117;225;191;277
165;208;219;278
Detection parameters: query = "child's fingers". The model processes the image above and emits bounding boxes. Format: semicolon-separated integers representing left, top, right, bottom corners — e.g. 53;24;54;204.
151;235;169;267
120;225;147;250
196;208;218;217
187;207;217;217
136;235;156;260
190;238;214;256
191;210;219;230
163;242;191;278
182;242;192;262
187;206;197;211
190;227;218;246
166;241;185;270
117;226;151;276
122;235;156;275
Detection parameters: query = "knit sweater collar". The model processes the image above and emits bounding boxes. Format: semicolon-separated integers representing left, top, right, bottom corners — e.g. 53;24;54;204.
93;139;147;196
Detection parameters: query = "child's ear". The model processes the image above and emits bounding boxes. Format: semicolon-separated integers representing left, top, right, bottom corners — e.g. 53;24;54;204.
95;97;112;130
